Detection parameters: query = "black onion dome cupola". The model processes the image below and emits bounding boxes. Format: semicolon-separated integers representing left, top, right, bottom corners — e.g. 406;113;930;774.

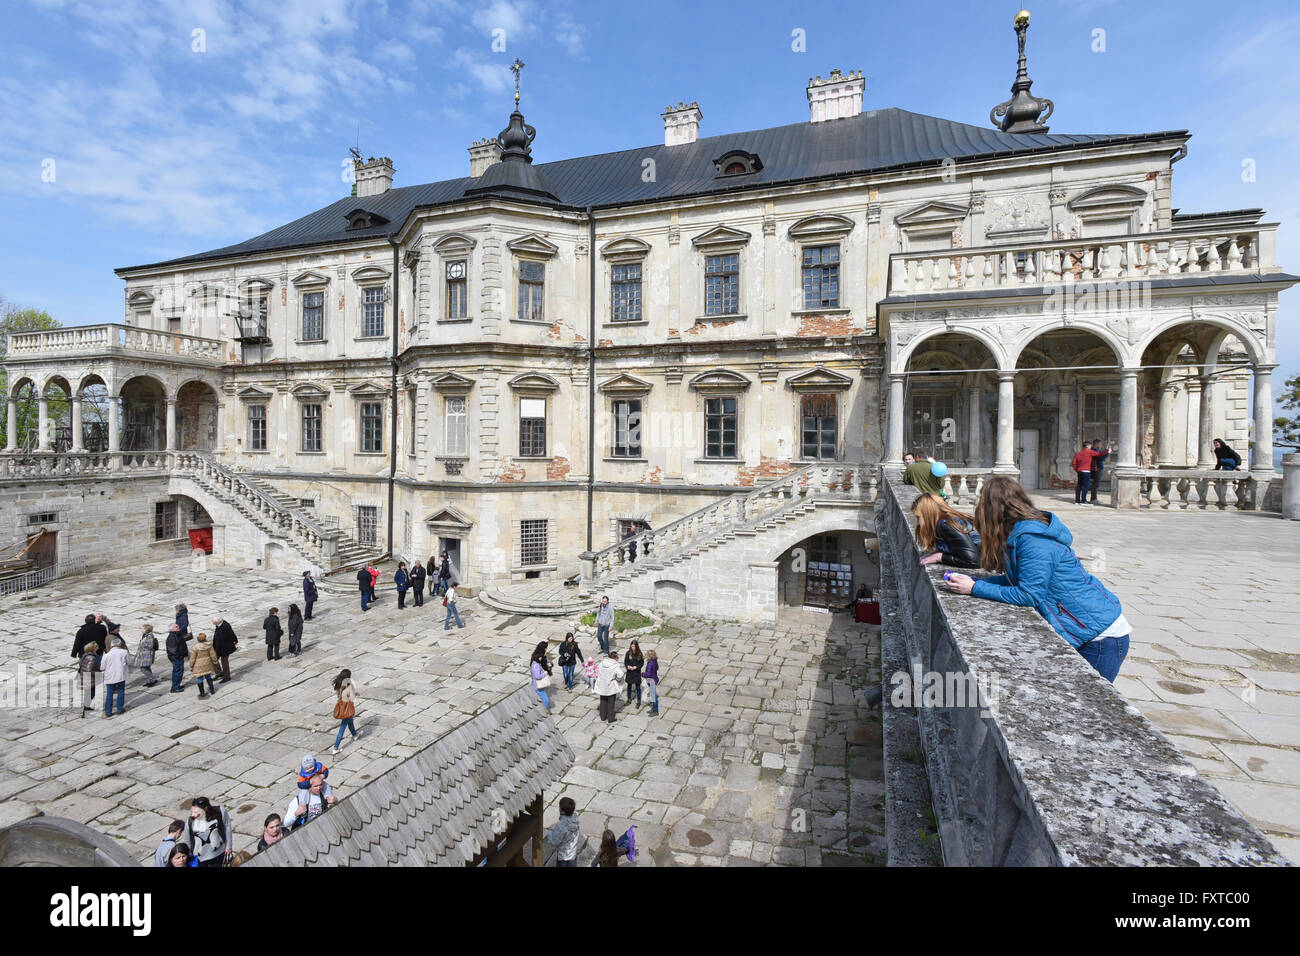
990;10;1054;134
462;57;560;205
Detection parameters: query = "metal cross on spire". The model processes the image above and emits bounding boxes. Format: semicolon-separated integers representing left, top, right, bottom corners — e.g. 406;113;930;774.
510;57;525;106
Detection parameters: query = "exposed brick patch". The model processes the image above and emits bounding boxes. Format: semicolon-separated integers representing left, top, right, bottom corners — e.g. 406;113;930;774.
796;313;857;337
1145;170;1159;181
598;338;614;348
642;465;664;485
686;320;735;336
736;455;795;487
497;461;526;483
574;333;585;343
546;456;571;480
667;328;679;338
547;320;565;340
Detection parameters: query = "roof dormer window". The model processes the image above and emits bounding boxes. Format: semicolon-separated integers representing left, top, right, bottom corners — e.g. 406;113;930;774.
713;149;762;178
344;208;391;231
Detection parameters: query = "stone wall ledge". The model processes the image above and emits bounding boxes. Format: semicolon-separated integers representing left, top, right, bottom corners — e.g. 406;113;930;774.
877;466;1286;866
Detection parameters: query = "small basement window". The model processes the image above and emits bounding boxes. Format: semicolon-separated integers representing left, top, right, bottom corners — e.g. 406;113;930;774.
28;512;57;525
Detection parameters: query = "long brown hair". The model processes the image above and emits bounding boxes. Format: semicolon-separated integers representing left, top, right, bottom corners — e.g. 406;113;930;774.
909;494;975;551
974;476;1048;572
598;829;619;867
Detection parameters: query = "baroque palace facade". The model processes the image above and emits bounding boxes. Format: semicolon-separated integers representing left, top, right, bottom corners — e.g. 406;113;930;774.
2;23;1291;617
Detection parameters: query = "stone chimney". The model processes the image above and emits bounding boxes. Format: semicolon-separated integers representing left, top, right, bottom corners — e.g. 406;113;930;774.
353;156;395;197
662;102;702;147
468;138;503;177
807;69;864;123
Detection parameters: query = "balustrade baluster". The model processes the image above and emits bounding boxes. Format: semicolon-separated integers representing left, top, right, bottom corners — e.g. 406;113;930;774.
1206;241;1221;271
1175;477;1190;510
1189;478;1206;510
964;256;975;288
1226;238;1242;270
1222;478;1238;509
982;256;993;286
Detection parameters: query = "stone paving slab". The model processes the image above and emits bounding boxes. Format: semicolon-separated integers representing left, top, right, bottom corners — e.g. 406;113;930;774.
0;559;885;867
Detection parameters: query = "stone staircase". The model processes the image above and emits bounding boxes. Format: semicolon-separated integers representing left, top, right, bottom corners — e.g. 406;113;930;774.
238;474;378;568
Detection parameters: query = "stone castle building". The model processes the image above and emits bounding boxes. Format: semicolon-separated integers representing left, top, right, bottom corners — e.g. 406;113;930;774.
2;22;1291;620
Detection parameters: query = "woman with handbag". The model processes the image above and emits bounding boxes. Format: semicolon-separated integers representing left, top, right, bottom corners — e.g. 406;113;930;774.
530;641;553;710
331;669;359;754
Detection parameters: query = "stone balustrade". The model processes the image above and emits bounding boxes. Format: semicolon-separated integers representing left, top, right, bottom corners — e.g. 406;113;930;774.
876;466;1285;865
888;225;1277;296
584;462;877;582
937;469;992;507
1111;467;1275;512
6;324;224;363
0;451;169;479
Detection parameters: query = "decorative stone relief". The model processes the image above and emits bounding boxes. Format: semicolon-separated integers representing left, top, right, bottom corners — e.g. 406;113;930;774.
985;193;1049;235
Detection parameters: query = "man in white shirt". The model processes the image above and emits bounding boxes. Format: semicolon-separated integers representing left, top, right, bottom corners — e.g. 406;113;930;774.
286;773;336;829
99;636;130;717
443;584;464;629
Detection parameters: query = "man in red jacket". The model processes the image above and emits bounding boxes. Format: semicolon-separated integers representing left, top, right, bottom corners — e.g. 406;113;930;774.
1071;441;1111;504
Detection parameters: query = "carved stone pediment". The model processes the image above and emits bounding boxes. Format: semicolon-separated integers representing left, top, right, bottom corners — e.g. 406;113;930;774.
291;270;330;288
600;236;652;260
431;232;477;256
508;372;561;392
347;382;389;399
690;225;751;250
290;383;330;400
127;289;155;306
785;366;854;391
424;506;475;530
430;371;475;393
788;213;855;241
894;201;969;229
1066;184;1147;213
236;385;272;401
688;368;751;392
598;372;653;394
350;264;391;283
506;234;560;259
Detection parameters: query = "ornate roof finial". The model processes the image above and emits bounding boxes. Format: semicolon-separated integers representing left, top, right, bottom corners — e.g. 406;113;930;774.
510;57;525;106
990;9;1054;134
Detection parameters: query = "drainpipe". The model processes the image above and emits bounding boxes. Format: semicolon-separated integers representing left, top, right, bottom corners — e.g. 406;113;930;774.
586;207;596;553
387;238;400;557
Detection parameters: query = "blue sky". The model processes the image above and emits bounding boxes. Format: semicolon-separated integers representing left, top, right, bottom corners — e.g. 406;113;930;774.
3;0;1298;409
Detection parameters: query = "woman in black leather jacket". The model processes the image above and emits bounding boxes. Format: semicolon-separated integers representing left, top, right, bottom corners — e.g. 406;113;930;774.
911;493;981;568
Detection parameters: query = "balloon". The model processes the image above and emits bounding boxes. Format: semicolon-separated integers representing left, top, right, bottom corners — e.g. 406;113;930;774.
930;460;948;477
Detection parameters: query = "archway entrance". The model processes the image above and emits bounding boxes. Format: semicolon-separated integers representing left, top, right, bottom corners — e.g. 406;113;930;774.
119;376;165;451
776;530;879;613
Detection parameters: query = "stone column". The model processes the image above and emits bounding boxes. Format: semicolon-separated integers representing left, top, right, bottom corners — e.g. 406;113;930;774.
214;400;224;456
36;394;51;451
5;398;17;452
1116;368;1139;467
966;384;982;467
165;399;177;451
1251;364;1276;473
885;373;905;463
993;371;1016;471
1155;382;1178;466
71;396;84;452
107;396;120;453
1196;373;1216;467
1055;383;1072;478
1184;378;1201;465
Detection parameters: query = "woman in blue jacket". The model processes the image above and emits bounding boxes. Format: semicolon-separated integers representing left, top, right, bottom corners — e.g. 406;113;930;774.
942;476;1131;682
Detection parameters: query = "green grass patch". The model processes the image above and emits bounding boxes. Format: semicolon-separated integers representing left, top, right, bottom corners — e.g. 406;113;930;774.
577;608;654;630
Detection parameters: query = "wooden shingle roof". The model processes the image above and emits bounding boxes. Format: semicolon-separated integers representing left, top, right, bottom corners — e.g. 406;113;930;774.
245;685;573;867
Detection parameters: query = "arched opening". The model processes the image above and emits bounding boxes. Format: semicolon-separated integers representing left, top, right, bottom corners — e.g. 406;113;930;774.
43;376;73;452
176;380;218;451
7;377;38;451
118;376;166;451
1012;328;1122;490
902;333;999;468
77;375;110;452
775;529;880;616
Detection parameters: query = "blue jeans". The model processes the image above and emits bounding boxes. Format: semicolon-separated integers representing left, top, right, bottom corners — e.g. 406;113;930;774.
360;589;370;611
170;658;185;691
103;682;124;715
334;717;357;748
1090;469;1103;501
1221;461;1239;471
562;664;575;689
536;687;550;709
1074;471;1091;503
596;625;610;654
444;603;463;628
556;858;577;867
1078;635;1130;683
646;678;659;708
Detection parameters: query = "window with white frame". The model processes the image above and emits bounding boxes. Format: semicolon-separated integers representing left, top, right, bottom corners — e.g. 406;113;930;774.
445;396;467;456
520;519;548;566
612;399;642;457
302;291;325;341
247;405;267;451
518;261;545;321
611;262;642;322
705;253;739;315
801;245;840;309
360;401;383;453
519;397;546;456
362;286;385;337
301;403;322;452
446;261;467;319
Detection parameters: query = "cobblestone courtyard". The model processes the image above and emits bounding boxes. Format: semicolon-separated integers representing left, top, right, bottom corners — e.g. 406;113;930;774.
0;561;886;866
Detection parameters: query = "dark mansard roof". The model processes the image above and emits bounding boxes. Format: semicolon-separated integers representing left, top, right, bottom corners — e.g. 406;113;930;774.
119;108;1185;272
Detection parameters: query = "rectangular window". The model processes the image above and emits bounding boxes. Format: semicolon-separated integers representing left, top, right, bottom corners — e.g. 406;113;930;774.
407;390;416;454
801;393;838;460
611;262;643;322
801;245;840;309
28;512;57;525
518;260;545;321
519;397;546;456
247;405;267;451
154;501;178;541
361;401;383;453
612;399;642;457
302;291;324;340
362;286;385;337
301;403;322;452
910;392;958;462
705;253;739;316
298;498;315;509
445;396;467;456
168;316;182;335
446;261;467;319
704;396;738;459
239;296;268;338
520;519;548;566
356;505;379;548
1082;391;1120;449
